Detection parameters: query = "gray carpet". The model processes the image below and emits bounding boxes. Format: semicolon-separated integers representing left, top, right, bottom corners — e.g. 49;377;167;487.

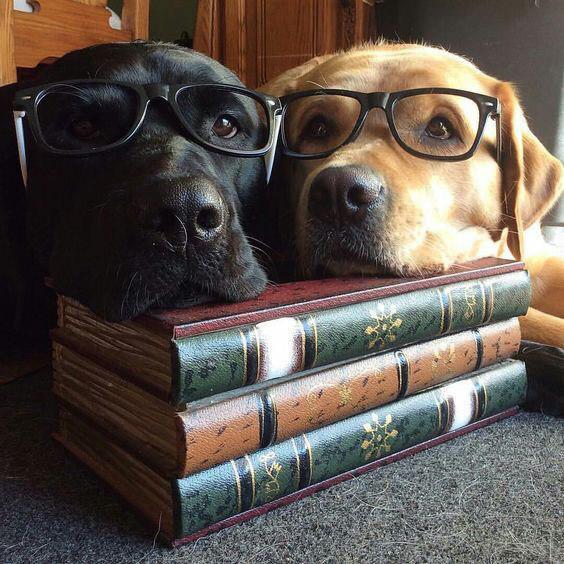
1;369;563;564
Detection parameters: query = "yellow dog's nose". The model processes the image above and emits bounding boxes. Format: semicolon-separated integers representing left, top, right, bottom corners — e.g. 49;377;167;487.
308;165;384;225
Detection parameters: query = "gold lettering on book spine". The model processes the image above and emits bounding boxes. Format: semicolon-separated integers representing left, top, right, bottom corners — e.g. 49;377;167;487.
360;413;398;461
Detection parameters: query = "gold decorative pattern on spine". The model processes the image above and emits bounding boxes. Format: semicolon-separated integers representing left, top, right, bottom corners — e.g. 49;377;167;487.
365;305;403;349
463;285;478;320
270;393;278;442
298;319;306;371
479;281;487;323
360;413;399;460
444;390;451;429
486;283;495;323
290;437;301;488
310;317;318;367
437;289;446;334
252;326;261;381
303;434;314;485
477;376;488;413
431;341;456;378
244;454;257;509
230;459;242;513
472;382;480;421
433;390;442;432
446;288;454;332
338;382;353;406
239;330;248;385
258;452;282;499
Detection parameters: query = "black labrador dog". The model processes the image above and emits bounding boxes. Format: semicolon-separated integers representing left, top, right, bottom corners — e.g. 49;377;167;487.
0;42;270;354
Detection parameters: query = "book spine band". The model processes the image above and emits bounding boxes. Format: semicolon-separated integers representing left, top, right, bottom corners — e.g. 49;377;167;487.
178;319;521;476
171;270;530;404
174;359;527;537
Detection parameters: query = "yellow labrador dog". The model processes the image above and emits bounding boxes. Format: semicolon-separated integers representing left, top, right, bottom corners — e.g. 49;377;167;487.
262;43;563;347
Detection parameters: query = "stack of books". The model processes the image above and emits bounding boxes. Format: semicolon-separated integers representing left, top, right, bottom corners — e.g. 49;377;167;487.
52;257;531;545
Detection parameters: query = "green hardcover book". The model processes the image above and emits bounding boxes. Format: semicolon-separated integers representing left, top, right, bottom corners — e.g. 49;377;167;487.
56;258;530;406
56;359;527;544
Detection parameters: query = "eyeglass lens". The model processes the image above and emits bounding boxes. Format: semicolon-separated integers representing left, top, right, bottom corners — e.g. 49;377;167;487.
37;83;139;151
175;86;269;152
283;92;482;158
36;82;270;154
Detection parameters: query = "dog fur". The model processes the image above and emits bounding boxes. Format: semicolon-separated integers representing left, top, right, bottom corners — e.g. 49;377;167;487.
0;42;268;354
262;43;564;347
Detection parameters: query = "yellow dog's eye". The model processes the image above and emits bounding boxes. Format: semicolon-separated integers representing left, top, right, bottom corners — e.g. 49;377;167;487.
425;117;453;140
305;115;329;139
212;115;239;139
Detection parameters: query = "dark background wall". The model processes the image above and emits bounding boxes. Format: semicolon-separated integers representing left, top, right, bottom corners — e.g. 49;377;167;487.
108;0;197;44
376;0;564;228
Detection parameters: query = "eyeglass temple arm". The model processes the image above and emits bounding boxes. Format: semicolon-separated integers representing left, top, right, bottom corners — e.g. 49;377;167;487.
13;110;28;189
13;109;282;189
264;112;282;184
494;110;502;165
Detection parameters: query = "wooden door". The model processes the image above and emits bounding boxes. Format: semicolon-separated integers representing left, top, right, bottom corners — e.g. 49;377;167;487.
194;0;376;88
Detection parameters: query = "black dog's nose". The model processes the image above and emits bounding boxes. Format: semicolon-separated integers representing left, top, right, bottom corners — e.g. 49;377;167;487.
308;166;384;224
137;181;226;251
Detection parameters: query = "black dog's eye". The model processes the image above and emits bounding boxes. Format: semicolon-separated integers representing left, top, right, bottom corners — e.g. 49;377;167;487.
70;118;100;140
305;115;329;139
425;116;454;140
212;115;239;139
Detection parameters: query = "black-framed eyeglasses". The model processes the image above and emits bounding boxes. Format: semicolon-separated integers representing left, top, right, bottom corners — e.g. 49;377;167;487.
13;80;283;186
279;88;501;162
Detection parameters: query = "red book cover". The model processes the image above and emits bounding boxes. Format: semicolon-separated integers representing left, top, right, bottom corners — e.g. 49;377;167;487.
140;257;524;339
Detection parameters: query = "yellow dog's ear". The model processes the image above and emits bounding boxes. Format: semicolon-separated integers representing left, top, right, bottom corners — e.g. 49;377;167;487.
496;82;563;259
259;54;333;96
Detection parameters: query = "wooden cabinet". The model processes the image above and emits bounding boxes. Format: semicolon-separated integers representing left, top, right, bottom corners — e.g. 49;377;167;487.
0;0;149;86
193;0;376;88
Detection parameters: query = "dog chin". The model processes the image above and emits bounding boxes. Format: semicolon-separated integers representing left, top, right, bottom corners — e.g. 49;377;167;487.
314;254;447;279
183;265;268;305
323;259;384;277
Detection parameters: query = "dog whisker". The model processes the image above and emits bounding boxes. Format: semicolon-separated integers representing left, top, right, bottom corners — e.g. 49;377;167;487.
305;80;328;90
120;271;140;320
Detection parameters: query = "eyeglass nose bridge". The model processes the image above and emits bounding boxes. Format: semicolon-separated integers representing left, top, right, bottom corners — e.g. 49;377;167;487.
366;92;390;110
145;83;170;101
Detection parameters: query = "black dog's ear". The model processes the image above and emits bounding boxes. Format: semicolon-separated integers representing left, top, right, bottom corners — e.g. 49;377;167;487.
0;83;28;329
0;82;26;235
0;82;54;353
